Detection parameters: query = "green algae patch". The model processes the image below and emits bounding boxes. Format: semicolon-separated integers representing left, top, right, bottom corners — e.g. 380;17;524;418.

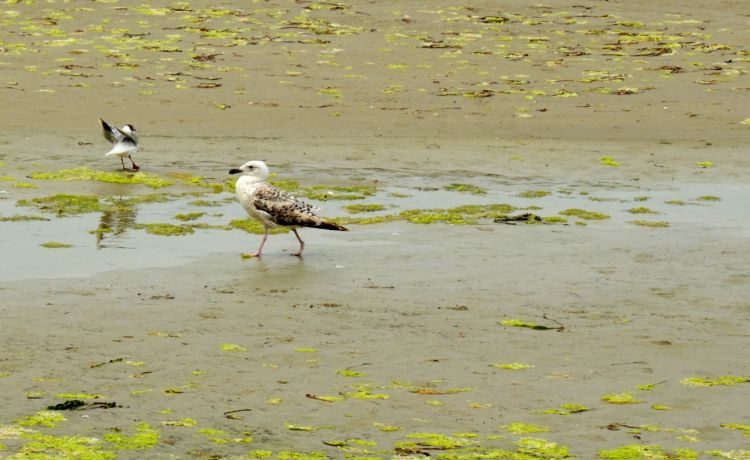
337;204;515;226
294;347;318;353
189;199;223;207
18;194;104;215
40;241;74;249
502;423;550;434
409;386;474;395
402;204;514;225
0;215;50;222
104;423;159;449
16;411;66;427
516;437;573;458
138;223;195;236
636;383;658;391
16;432;116;460
276;451;329;459
13;181;37;188
197;427;253;444
629;220;670;228
500;319;560;331
304;184;376;201
680;376;748;387
55;393;103;399
165;171;216;188
269;179;301;192
444;183;487;195
343;204;386;213
396;432;476;453
374;422;401;432
599;444;699;459
230;218;289;234
651;404;671;411
283;422;317;432
221;343;248;352
541;403;590;415
696;195;721;202
334;214;401;225
175;211;206;221
720;423;750;436
704;450;750;458
600;156;621;166
492;362;534;370
543;216;568;224
346;389;389;400
30;167;173;189
400;209;476;225
517;190;551;198
309;394;345;403
162;418;197;427
337;369;367;377
559;208;610;220
627;207;659;214
601;392;643;404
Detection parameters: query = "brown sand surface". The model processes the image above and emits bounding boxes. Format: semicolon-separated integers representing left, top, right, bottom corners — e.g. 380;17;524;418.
1;0;750;458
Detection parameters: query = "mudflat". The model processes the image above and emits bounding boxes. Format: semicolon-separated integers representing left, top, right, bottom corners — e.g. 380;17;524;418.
1;1;749;458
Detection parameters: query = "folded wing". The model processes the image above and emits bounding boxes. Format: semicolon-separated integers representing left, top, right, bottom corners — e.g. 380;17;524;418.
253;184;347;230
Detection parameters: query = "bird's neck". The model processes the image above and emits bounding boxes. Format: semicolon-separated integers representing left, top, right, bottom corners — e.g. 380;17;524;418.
237;175;265;187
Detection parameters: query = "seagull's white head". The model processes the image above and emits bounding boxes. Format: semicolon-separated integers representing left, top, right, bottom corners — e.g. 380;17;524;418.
229;160;270;180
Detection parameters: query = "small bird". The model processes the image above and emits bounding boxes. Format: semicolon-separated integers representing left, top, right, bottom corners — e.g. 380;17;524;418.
229;160;348;257
100;118;140;170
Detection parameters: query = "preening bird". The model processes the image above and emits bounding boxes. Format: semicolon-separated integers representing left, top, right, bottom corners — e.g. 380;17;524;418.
100;118;140;170
229;160;348;257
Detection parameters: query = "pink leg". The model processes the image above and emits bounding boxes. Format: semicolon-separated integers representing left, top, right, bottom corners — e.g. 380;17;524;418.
129;155;140;170
291;228;304;257
253;228;269;257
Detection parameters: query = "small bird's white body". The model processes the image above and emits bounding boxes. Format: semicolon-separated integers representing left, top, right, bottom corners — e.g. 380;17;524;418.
100;119;140;170
105;139;138;158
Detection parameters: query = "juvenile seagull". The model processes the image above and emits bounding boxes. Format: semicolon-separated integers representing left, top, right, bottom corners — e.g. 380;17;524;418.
229;160;348;257
100;118;140;170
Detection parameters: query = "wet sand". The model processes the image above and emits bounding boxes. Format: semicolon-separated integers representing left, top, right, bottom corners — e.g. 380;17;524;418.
2;0;750;458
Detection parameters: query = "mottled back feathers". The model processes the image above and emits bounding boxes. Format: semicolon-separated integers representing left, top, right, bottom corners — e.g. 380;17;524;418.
252;183;347;231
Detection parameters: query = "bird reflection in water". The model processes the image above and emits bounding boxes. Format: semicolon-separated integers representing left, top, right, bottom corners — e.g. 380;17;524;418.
95;198;137;248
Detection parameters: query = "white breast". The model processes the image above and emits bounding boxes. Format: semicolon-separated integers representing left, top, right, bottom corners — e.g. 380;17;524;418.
235;177;277;228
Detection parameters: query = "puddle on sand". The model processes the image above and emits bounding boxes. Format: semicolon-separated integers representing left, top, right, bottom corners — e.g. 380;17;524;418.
0;172;747;281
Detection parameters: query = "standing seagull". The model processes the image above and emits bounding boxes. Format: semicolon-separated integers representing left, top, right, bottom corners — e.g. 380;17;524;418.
229;160;348;257
100;118;140;170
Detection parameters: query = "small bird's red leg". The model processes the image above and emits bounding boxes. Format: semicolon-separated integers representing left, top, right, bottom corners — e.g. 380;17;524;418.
120;158;127;170
129;155;140;170
291;228;305;257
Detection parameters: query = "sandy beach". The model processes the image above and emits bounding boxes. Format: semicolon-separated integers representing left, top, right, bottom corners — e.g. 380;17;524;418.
1;1;750;458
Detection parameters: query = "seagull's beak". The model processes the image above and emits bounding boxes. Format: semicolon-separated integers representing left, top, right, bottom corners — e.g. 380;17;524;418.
229;168;241;174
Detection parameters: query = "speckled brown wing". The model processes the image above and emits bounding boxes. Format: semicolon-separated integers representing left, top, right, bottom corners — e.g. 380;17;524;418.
253;184;347;231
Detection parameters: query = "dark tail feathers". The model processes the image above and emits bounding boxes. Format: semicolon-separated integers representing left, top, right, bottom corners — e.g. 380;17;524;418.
317;219;348;231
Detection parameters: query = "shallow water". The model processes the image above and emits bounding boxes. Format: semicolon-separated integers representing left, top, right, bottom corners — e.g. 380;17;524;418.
1;167;746;282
